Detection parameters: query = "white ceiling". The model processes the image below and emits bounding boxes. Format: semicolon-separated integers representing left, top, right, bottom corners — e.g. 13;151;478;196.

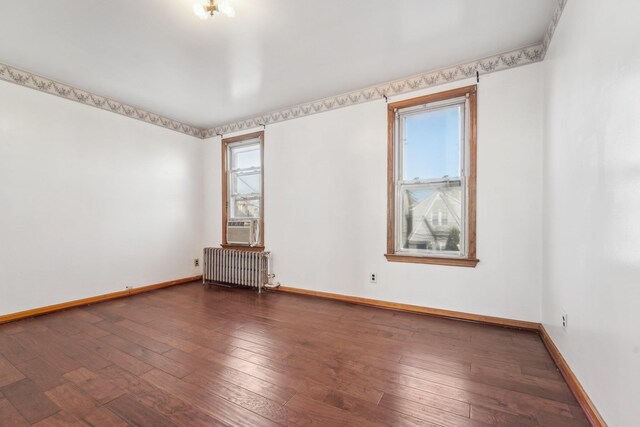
0;0;556;129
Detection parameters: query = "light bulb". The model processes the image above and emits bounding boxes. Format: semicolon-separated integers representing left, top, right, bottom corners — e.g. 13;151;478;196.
193;0;235;20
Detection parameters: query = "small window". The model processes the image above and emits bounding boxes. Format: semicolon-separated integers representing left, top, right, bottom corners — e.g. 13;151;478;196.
386;86;478;267
222;131;264;249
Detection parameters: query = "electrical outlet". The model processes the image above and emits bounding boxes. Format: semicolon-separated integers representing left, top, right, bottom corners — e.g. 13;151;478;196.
194;258;200;267
369;273;377;284
125;285;133;291
562;312;568;329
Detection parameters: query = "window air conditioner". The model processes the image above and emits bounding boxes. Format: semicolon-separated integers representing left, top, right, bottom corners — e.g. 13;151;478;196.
227;219;258;245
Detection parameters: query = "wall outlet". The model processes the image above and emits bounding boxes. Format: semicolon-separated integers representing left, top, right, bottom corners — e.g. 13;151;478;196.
369;273;377;284
194;258;200;267
125;285;133;291
562;312;568;329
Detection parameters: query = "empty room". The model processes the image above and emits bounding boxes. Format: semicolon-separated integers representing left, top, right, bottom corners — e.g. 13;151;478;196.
0;0;637;425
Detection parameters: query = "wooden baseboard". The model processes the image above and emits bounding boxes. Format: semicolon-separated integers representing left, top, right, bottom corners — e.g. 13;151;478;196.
276;286;539;331
539;325;607;426
0;275;202;325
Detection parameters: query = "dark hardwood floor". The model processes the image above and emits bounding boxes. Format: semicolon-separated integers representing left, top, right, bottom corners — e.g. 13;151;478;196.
0;282;589;426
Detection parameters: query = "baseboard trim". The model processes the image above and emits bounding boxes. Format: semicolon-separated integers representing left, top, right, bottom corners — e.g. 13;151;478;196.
539;325;607;427
277;286;539;331
0;275;202;325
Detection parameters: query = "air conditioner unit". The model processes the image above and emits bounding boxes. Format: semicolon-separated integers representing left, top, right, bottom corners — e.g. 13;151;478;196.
226;219;258;245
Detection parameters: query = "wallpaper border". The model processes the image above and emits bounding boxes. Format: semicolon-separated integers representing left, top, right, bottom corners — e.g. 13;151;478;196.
204;43;545;138
204;0;568;138
0;1;567;140
0;63;206;138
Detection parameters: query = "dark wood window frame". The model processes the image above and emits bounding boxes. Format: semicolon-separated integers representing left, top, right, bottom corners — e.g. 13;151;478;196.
221;131;265;251
385;85;478;267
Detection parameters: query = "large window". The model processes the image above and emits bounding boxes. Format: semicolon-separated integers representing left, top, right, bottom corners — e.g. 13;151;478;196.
386;86;478;267
222;131;264;249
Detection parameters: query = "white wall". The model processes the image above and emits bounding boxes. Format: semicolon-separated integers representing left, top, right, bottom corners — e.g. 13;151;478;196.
0;80;204;316
205;63;545;322
542;1;640;425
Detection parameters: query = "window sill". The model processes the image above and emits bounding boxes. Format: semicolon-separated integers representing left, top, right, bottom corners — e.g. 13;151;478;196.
221;244;265;252
385;253;479;268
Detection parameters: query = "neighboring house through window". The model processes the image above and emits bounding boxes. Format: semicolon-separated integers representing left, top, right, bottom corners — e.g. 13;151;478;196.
386;85;478;267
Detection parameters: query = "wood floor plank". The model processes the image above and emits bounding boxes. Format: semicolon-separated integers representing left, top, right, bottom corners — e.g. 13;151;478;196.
106;393;178;427
0;321;28;335
63;368;126;405
31;411;85;427
80;406;128;427
340;352;576;417
97;364;227;427
470;404;539;427
323;389;441;426
231;347;385;404
164;347;296;404
115;319;203;353
191;346;332;401
400;354;472;377
0;282;589;426
45;382;99;419
0;332;40;366
181;369;316;425
94;319;173;354
98;333;194;378
285;393;385;427
14;357;65;391
379;381;471;417
74;336;153;376
10;331;80;373
36;327;113;372
520;364;564;380
141;368;280;427
367;362;574;420
380;393;487;427
0;354;25;388
0;398;30;427
70;308;104;324
82;304;126;323
40;313;86;336
536;405;593;427
0;378;60;424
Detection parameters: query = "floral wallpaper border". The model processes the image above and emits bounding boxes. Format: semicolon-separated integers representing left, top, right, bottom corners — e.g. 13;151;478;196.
0;63;205;138
0;1;567;140
204;0;568;138
203;43;545;138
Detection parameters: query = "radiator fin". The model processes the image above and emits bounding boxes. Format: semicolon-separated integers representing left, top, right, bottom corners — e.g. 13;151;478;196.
203;248;269;292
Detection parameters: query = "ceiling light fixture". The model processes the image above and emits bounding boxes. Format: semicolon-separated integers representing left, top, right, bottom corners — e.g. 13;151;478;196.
193;0;235;20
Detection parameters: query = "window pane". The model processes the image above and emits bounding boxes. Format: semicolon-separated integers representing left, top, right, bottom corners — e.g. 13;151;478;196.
231;144;260;170
234;172;260;195
403;105;462;181
400;182;463;255
231;197;260;218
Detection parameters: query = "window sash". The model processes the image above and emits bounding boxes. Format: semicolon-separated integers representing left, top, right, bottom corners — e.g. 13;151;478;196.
395;180;465;257
230;169;261;198
225;137;263;226
229;138;261;166
229;195;261;219
394;97;470;258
